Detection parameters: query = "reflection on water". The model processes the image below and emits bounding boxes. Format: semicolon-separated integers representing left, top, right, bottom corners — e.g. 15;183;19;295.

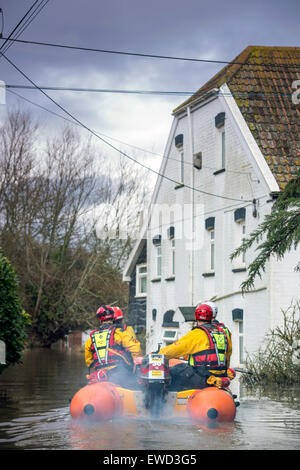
0;348;299;450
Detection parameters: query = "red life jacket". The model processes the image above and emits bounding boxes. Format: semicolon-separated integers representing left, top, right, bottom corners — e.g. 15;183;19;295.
212;320;231;340
90;324;133;370
189;323;229;377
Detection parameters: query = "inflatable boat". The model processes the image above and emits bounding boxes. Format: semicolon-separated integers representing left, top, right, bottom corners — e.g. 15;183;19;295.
70;354;238;424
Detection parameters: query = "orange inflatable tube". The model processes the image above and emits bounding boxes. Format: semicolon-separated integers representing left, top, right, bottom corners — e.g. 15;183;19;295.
70;382;122;420
187;387;236;423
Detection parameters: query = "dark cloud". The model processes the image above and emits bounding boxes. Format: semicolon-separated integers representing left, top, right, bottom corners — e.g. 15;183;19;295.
1;0;299;165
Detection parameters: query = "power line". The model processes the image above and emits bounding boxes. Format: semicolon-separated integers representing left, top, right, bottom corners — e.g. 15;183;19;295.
0;1;40;56
1;36;300;69
0;2;39;51
1;0;50;56
142;196;268;236
5;84;298;98
7;84;200;96
6;87;257;179
1;51;250;203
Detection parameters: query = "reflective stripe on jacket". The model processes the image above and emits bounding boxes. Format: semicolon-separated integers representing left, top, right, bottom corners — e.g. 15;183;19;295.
188;323;229;376
212;320;232;340
85;323;141;371
159;323;232;376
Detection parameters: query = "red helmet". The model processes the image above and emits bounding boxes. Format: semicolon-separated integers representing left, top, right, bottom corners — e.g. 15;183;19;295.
113;306;123;322
203;300;218;319
195;304;213;322
96;304;114;322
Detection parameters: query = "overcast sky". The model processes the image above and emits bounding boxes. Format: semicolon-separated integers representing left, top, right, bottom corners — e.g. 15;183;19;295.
1;0;300;179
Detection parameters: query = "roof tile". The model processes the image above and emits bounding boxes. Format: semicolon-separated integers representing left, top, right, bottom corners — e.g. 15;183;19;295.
175;46;300;190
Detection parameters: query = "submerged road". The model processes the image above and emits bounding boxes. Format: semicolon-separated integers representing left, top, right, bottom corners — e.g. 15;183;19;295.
0;348;299;450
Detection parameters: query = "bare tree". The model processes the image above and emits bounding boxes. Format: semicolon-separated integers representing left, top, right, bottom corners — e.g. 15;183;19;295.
0;110;150;346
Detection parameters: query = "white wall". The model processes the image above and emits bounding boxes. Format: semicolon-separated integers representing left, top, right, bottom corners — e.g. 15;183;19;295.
269;250;300;329
145;92;300;365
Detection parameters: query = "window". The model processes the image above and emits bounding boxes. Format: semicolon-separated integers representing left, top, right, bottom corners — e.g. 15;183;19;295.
180;149;184;183
221;130;225;168
159;211;163;233
215;112;226;171
136;264;147;297
156;245;162;277
193;152;202;170
210;229;215;271
170;239;175;276
162;329;178;346
232;308;244;364
242;223;246;264
204;217;215;274
239;321;244;364
235;221;246;266
175;134;184;184
233;208;246;268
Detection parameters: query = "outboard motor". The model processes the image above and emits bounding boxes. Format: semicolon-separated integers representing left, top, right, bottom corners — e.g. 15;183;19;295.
139;353;170;417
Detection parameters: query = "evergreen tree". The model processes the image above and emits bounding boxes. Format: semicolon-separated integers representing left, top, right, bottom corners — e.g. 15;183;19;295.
0;250;29;374
230;171;300;292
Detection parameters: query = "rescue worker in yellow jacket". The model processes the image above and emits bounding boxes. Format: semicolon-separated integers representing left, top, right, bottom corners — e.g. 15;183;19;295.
200;300;232;341
159;303;232;390
112;306;137;341
85;305;141;387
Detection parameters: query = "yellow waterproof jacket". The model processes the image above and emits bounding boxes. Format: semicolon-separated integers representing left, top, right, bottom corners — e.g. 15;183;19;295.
159;326;232;375
85;326;141;371
116;325;136;340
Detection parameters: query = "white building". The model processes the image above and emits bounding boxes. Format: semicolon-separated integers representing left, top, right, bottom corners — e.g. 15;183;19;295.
123;45;300;368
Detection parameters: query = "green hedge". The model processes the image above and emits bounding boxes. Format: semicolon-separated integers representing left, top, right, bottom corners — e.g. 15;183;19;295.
0;251;29;374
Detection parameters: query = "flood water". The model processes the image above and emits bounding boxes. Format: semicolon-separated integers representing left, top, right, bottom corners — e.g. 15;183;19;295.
0;348;299;451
